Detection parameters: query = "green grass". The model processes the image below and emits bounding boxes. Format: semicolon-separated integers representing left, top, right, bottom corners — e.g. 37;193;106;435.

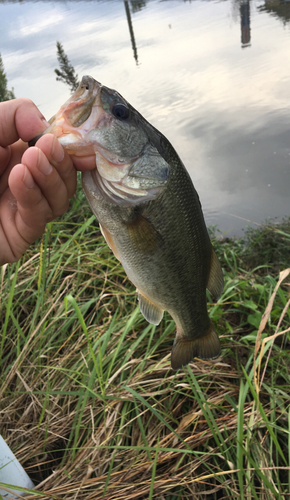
1;190;290;499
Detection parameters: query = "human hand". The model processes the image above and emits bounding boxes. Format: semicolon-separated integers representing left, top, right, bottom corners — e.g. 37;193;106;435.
0;98;77;265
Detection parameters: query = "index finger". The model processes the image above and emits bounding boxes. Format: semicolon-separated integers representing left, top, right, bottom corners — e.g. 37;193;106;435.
71;155;97;171
0;98;50;147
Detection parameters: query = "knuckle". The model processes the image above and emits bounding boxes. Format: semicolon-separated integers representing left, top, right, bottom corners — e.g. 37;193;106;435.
21;97;34;107
17;98;38;113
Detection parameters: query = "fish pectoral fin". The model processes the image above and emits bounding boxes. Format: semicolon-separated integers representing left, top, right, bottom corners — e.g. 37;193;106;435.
137;291;164;325
206;246;224;302
99;223;121;261
171;322;221;370
125;211;162;254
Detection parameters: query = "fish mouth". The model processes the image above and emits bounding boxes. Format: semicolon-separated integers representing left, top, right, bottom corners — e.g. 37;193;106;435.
29;76;104;153
29;75;165;203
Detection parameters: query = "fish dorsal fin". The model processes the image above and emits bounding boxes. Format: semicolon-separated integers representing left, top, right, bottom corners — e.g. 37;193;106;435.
137;291;164;325
207;246;224;302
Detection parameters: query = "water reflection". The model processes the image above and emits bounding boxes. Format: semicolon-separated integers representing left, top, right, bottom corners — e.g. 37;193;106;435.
55;42;79;92
130;0;147;13
1;0;290;236
0;53;15;101
240;0;251;47
124;1;139;65
258;0;290;25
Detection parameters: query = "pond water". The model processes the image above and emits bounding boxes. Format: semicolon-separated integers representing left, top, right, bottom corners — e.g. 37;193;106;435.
2;0;290;236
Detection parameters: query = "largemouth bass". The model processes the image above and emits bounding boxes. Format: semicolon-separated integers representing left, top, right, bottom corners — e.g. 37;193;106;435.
33;75;224;370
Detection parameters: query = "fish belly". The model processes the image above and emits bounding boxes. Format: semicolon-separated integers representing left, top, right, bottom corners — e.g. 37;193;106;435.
82;169;211;333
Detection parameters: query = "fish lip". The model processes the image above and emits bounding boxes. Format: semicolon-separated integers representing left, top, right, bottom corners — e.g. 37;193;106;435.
29;76;104;149
60;76;102;129
80;75;101;92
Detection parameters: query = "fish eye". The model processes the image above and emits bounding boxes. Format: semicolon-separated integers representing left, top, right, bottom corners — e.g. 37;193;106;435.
112;103;130;121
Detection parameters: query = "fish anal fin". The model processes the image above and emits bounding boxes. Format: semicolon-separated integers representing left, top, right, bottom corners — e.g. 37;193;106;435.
171;321;221;370
207;246;224;302
137;290;164;325
99;223;121;261
125;212;162;254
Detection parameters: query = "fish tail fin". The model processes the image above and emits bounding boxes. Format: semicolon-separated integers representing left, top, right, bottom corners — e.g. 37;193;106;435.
171;321;221;371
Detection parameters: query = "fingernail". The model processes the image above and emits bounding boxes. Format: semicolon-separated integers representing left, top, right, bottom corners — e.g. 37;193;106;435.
51;137;65;163
37;149;53;175
41;118;51;129
23;165;35;189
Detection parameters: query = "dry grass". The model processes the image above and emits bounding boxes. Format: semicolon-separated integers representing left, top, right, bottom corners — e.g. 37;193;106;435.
1;199;290;499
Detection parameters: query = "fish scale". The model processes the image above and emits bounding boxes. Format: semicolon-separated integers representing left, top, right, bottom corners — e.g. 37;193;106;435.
31;75;224;370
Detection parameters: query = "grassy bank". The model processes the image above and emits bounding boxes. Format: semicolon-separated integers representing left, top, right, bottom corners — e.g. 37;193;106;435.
1;187;290;500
